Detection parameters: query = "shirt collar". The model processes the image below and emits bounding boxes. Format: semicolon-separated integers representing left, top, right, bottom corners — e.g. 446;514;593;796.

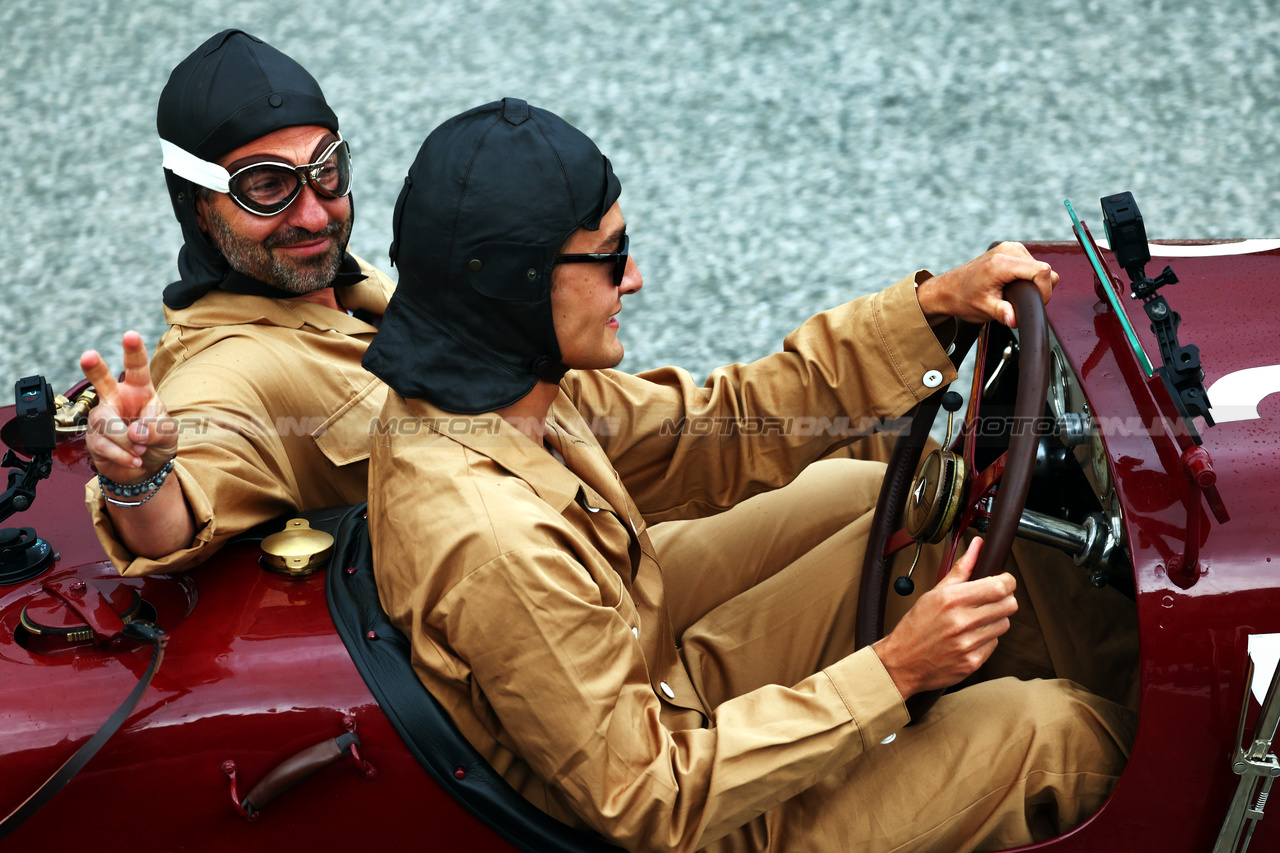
400;393;581;515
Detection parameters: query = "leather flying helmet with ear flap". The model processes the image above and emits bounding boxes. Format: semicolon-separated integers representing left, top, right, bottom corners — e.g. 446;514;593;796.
363;97;621;415
156;29;356;309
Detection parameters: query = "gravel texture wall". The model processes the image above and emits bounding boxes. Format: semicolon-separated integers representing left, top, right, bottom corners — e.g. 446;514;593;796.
2;0;1276;394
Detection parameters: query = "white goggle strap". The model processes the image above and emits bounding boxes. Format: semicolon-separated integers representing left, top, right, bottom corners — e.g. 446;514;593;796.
159;138;231;194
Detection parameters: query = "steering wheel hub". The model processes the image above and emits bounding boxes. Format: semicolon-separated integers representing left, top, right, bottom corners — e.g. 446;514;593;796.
905;449;968;544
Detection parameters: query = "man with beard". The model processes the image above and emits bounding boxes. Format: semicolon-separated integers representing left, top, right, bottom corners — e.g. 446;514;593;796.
80;29;395;574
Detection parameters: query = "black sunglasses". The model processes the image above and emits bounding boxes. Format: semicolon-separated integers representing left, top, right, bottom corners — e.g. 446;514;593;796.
554;232;629;287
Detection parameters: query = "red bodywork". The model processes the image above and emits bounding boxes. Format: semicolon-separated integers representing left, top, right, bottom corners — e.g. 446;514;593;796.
0;441;497;849
0;235;1277;851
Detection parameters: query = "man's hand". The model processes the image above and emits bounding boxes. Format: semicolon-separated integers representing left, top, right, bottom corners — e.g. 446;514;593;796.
915;242;1058;328
80;331;177;484
871;538;1017;699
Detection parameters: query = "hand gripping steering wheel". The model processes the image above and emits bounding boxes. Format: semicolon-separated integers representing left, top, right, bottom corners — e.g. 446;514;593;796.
853;279;1050;720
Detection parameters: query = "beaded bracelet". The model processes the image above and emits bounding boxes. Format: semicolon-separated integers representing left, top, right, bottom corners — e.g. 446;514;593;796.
99;457;176;508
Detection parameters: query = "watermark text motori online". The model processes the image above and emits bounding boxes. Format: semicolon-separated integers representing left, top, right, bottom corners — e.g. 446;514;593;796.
87;412;1203;442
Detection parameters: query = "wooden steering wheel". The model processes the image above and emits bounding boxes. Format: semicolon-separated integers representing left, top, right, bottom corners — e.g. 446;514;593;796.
853;279;1050;720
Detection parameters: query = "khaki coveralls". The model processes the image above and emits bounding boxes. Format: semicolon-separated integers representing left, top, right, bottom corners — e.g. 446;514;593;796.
370;275;1137;853
86;255;396;576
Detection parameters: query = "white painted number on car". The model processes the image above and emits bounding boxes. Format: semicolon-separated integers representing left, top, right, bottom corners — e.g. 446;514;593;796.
1207;365;1280;423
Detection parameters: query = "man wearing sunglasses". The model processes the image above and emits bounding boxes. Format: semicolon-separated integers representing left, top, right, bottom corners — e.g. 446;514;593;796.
362;99;1134;853
79;29;395;575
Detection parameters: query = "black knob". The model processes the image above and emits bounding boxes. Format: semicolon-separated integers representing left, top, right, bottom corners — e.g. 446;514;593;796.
893;576;915;596
941;391;964;413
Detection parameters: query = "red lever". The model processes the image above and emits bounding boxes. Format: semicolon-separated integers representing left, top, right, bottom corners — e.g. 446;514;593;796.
1182;446;1230;524
1167;446;1231;588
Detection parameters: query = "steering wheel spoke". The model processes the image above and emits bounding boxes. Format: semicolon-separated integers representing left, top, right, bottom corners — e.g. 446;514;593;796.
882;526;916;558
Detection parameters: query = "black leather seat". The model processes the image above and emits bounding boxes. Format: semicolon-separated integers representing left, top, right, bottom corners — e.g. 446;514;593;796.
323;503;623;853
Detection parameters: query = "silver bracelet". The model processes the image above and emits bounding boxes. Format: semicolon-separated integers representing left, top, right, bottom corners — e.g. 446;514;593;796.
99;457;176;508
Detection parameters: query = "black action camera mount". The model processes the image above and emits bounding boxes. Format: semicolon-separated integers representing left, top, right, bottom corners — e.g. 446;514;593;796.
1101;192;1214;442
0;375;57;584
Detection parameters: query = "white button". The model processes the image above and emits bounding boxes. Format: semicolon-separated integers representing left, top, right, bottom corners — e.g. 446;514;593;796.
660;681;675;699
880;733;897;745
923;370;944;388
632;626;639;638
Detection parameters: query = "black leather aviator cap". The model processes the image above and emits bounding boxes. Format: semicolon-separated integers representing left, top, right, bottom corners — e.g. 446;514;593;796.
156;29;358;309
363;98;621;415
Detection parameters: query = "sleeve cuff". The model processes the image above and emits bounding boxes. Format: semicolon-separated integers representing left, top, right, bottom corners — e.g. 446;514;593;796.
822;646;910;750
872;273;959;402
85;461;218;576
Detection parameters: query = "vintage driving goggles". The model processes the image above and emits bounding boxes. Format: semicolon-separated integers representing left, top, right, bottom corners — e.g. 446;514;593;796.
160;133;352;216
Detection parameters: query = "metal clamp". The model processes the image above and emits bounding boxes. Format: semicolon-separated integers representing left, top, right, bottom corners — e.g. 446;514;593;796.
1214;654;1280;852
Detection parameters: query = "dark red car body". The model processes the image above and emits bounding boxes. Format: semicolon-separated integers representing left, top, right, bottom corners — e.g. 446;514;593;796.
1;227;1277;851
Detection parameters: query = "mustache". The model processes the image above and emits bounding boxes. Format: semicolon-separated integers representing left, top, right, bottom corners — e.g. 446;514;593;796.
262;220;346;250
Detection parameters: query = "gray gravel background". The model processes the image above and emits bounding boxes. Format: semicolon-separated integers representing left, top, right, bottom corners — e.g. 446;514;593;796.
2;0;1278;394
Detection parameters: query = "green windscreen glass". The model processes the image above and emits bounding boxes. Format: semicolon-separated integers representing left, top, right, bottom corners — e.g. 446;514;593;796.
1065;199;1155;376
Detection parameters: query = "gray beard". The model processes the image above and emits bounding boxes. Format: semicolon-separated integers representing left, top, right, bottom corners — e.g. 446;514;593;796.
205;204;354;295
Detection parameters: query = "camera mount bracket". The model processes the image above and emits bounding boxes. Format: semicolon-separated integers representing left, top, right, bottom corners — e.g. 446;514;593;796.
1101;191;1215;443
0;376;57;584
